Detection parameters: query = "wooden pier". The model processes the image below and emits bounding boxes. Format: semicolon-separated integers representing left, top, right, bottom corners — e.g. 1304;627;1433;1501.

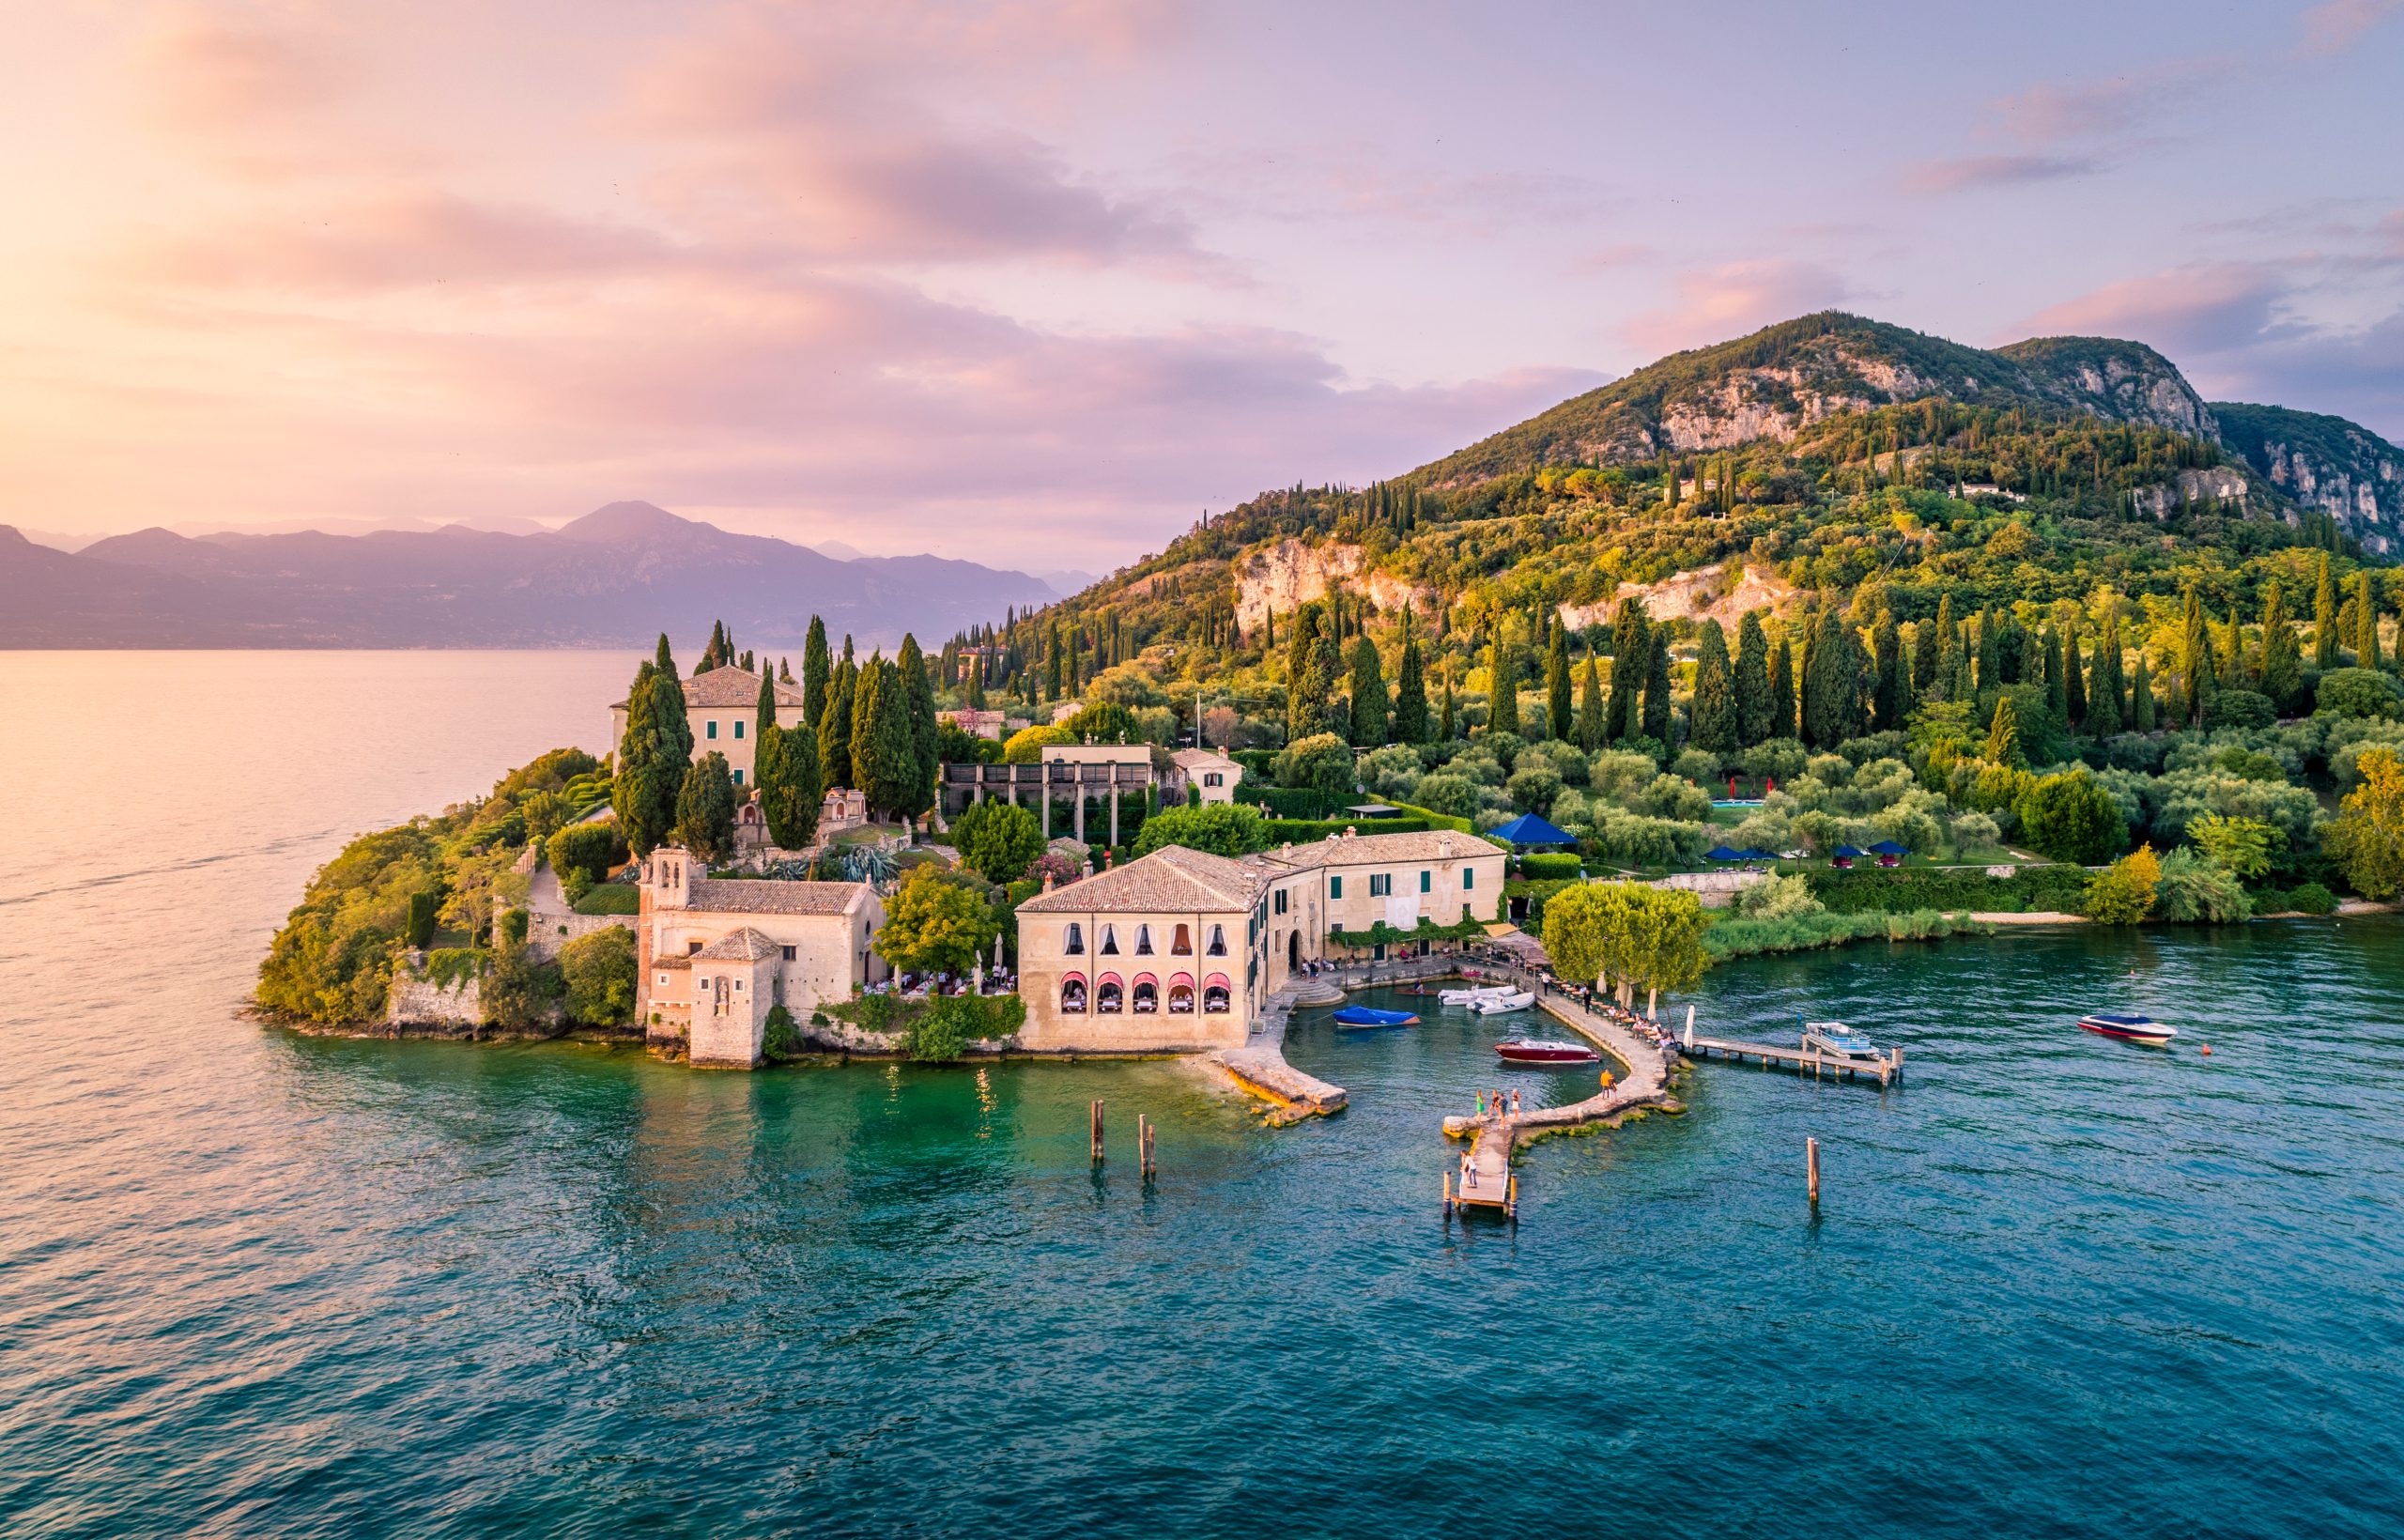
1680;1024;1903;1086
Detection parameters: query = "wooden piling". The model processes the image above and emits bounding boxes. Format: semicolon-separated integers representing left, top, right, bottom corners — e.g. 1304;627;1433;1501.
1807;1136;1821;1206
1091;1100;1104;1164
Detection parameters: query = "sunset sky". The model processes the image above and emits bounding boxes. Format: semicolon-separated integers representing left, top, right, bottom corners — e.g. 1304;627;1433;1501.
2;1;2398;569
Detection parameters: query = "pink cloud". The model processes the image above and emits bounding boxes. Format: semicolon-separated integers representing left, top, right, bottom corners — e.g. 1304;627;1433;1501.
629;17;1222;273
2013;262;2288;354
1622;261;1852;355
2296;0;2403;56
1901;154;2097;195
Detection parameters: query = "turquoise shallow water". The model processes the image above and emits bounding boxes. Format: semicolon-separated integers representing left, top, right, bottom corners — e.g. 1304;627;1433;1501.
3;653;2403;1537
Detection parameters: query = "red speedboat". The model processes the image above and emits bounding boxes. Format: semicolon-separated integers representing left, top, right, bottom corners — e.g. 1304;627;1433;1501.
1494;1038;1600;1065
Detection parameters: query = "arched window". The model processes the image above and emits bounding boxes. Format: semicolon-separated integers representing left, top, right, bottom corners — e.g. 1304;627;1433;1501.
1134;925;1154;955
1060;976;1087;1013
1202;974;1232;1013
1064;923;1085;956
1100;925;1120;956
1171;924;1192;955
1133;978;1159;1012
1097;978;1124;1013
1167;975;1194;1013
1206;925;1227;957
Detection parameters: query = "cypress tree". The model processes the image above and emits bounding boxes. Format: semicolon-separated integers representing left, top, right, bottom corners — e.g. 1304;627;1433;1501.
2180;587;2212;727
1949;623;1974;702
1310;624;1345;737
756;668;779;747
1690;620;1737;753
1545;620;1573;740
1984;694;2026;769
2096;605;2129;732
965;651;987;709
855;657;920;820
674;750;739;861
2314;554;2340;668
1393;632;1430;744
1871;613;1905;732
899;634;940;821
1572;656;1603;752
613;636;691;857
820;653;858;789
1487;640;1519;737
1440;668;1456;741
740;650;754;674
778;656;794;685
2064;628;2088;732
1796;619;1820;747
1767;636;1797;742
1641;628;1673;745
2259;580;2303;713
802;616;831;729
1926;593;1955;697
1286;603;1326;743
1607;599;1649;742
755;697;817;853
1912;612;1941;697
1804;609;1861;749
1348;637;1390;746
1975;609;2001;693
2132;652;2158;732
2042;627;2068;723
1734;609;1772;745
2356;570;2381;670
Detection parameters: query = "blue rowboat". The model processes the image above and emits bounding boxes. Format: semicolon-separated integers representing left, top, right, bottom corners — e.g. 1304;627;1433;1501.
1332;1006;1420;1029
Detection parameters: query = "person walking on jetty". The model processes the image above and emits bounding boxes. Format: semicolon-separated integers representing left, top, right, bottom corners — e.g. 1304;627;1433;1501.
1510;1088;1521;1117
1459;1148;1475;1190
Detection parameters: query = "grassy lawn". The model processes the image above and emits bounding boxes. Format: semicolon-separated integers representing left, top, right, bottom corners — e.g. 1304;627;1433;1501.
573;882;639;916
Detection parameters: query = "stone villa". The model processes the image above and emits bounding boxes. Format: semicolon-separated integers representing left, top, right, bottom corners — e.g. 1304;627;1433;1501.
1168;747;1241;805
1014;827;1505;1053
636;845;888;1068
609;664;810;789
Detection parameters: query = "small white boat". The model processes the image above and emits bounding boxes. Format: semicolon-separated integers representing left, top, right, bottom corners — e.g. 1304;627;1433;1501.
1440;983;1515;1007
1801;1021;1882;1060
2079;1012;2177;1046
1468;989;1535;1016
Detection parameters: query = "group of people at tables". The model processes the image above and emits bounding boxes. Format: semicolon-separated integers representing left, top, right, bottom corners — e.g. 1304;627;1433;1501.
862;969;1012;999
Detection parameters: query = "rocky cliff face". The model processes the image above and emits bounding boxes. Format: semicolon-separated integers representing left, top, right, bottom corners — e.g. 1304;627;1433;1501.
1233;538;1430;637
1416;313;2235;486
2213;402;2401;556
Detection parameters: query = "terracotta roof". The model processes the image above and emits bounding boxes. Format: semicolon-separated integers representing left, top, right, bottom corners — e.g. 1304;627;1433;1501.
692;927;781;962
654;954;692;971
1018;844;1265;915
614;665;807;712
1266;829;1509;870
1171;747;1239;770
686;878;868;916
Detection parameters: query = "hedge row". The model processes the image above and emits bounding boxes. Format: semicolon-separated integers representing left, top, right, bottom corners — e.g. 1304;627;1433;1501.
1804;865;2089;916
1236;783;1362;819
1262;816;1432;842
1518;852;1584;881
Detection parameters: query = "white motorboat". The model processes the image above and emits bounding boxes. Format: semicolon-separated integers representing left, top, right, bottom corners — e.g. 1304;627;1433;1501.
1468;989;1535;1016
1439;983;1516;1007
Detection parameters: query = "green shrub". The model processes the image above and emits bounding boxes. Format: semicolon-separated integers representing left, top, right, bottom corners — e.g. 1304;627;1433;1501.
501;908;531;947
1807;865;2089;915
481;946;563;1031
406;891;439;949
1518;852;1583;880
763;1005;805;1058
423;947;488;989
1705;907;1989;960
546;821;629;887
1235;782;1359;819
560;926;637;1026
2283;882;2338;915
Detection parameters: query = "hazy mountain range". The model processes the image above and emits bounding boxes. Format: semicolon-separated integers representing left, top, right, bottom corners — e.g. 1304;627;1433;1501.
0;501;1063;650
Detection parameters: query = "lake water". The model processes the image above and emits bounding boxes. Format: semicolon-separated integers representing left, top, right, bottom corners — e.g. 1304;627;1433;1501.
3;652;2401;1538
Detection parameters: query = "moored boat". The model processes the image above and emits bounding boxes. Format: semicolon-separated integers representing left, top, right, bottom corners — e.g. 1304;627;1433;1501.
1494;1037;1599;1064
2078;1011;2177;1045
1332;1005;1420;1029
1468;989;1535;1016
1439;983;1513;1007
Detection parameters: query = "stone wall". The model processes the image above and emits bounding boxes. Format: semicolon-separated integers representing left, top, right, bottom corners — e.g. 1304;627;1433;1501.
528;912;630;961
387;972;481;1027
1649;870;1770;909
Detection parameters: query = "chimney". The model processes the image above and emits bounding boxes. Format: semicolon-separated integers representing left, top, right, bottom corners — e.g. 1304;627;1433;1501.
1042;872;1056;893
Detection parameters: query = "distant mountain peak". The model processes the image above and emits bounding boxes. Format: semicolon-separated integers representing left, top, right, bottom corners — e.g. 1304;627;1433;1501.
557;500;708;543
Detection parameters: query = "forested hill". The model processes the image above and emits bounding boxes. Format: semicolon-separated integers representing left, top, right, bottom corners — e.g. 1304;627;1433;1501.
2213;402;2402;558
1410;313;2218;487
